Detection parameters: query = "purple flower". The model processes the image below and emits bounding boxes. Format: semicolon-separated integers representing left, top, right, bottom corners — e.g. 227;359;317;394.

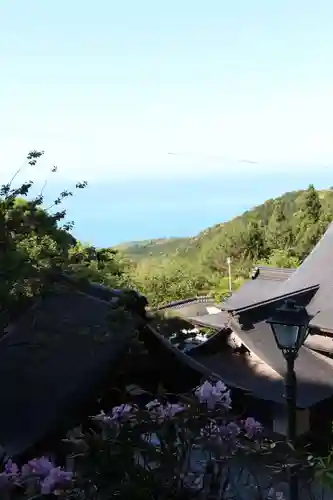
268;487;285;499
94;404;137;426
162;403;185;418
0;460;20;491
4;459;19;477
40;467;73;495
111;404;136;421
243;417;262;439
93;410;114;425
146;399;185;422
195;380;232;410
26;456;54;478
226;421;240;439
146;400;166;422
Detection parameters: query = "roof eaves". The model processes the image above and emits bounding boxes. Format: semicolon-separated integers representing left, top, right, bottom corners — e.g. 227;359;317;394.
157;296;212;311
225;284;320;314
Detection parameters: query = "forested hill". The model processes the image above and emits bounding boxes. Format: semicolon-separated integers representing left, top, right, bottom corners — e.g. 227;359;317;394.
123;186;333;306
115;237;190;261
3;154;333;315
118;187;333;263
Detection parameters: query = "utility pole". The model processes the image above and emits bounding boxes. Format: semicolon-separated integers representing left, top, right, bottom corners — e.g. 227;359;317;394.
227;257;232;293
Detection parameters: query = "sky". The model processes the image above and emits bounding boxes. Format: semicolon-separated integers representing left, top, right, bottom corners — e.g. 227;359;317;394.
1;0;333;245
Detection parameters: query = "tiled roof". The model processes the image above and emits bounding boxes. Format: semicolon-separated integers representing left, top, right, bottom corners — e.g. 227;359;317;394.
228;318;333;408
0;287;139;458
192;349;287;406
221;266;295;312
184;312;333;407
254;266;295;281
279;222;333;298
222;223;333;325
186;311;230;329
305;334;333;353
157;297;221;318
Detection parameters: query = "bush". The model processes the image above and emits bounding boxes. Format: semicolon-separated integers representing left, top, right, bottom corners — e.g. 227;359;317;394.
0;380;305;500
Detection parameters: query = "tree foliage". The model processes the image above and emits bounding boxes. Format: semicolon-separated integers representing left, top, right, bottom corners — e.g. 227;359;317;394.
0;151;131;327
124;185;333;307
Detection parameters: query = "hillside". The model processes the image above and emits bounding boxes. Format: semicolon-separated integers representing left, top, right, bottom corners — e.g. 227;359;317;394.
115;237;191;261
118;188;333;264
123;186;333;307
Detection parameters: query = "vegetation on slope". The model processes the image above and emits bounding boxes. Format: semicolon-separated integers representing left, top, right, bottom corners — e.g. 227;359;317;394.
3;150;332;315
0;151;132;328
115;237;190;261
126;186;333;307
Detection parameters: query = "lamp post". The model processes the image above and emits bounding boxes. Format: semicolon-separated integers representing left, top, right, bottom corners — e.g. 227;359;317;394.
267;299;311;500
227;257;232;293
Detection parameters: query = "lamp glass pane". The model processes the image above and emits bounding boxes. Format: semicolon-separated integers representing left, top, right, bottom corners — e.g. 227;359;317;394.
273;324;299;349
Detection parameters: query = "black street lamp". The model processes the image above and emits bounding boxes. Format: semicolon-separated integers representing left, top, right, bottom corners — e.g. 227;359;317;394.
267;299;311;500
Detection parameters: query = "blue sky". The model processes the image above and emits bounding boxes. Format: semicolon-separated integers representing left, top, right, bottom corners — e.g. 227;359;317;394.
1;1;333;245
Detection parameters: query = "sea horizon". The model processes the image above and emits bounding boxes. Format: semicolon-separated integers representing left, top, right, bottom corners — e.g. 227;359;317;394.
33;166;333;248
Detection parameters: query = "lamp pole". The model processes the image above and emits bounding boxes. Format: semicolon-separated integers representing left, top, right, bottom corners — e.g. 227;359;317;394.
267;299;311;500
227;257;232;293
285;352;297;444
285;351;298;500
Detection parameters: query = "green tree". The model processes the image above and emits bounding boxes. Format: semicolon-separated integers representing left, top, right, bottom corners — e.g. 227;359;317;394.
299;184;322;224
0;151;130;327
259;249;300;269
293;184;327;260
266;200;294;252
241;219;268;263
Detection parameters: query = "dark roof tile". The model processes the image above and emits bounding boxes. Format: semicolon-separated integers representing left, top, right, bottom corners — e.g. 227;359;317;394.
305;334;333;353
0;289;137;457
223;223;333;315
186;311;230;329
229;319;333;407
193;350;286;405
158;297;221;318
221;266;295;312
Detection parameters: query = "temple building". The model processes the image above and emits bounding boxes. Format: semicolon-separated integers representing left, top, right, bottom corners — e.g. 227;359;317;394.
158;222;333;442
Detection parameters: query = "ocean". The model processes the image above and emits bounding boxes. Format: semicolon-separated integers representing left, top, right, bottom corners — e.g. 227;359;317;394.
41;168;333;247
